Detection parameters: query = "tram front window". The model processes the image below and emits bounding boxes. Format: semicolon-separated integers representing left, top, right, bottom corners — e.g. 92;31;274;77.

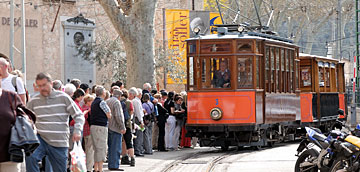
212;60;231;88
201;57;231;89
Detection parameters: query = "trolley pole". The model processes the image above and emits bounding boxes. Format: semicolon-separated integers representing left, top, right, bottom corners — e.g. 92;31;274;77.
21;0;26;85
9;0;14;66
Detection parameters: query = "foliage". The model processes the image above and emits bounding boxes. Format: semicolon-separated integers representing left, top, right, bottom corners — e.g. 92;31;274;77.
75;36;127;85
154;42;186;83
75;36;186;86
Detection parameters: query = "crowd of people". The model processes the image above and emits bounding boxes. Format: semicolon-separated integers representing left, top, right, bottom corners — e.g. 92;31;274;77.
0;53;196;172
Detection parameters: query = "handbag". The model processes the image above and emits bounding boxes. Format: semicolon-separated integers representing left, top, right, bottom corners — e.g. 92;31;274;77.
7;92;39;162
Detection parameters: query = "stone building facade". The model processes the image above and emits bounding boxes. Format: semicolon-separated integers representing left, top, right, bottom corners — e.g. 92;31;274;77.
0;0;203;94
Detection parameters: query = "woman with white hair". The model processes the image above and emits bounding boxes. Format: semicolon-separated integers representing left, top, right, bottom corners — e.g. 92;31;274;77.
64;83;76;97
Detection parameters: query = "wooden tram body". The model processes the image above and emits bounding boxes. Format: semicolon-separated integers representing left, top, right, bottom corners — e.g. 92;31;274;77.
185;27;347;149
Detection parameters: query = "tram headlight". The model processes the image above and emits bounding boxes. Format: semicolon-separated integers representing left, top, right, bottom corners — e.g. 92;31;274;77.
210;108;223;121
193;27;201;34
237;26;245;33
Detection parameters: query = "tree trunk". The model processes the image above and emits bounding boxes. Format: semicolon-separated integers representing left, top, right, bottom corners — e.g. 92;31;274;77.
99;0;157;88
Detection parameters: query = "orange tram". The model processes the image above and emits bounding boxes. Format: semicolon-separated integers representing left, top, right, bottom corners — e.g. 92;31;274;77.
185;25;347;150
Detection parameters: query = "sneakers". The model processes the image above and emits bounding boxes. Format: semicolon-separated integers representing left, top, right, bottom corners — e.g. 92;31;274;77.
130;157;135;167
121;156;130;165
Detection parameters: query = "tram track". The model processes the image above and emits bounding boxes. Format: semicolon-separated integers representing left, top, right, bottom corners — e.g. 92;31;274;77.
161;148;237;172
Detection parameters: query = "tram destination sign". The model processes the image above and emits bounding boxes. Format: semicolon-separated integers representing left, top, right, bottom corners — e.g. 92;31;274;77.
1;17;38;28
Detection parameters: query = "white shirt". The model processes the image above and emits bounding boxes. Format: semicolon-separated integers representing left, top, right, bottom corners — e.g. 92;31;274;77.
132;97;144;123
1;74;26;94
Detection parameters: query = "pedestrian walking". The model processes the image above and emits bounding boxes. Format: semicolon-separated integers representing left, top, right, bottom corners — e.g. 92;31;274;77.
25;72;84;172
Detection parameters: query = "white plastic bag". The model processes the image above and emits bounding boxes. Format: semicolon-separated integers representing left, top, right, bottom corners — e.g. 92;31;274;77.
70;141;86;172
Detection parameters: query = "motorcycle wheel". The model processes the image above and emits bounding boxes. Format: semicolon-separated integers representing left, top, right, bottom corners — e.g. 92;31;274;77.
330;159;348;172
295;149;319;172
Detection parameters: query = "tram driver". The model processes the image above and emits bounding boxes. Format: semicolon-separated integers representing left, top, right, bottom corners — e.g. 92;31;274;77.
212;60;231;88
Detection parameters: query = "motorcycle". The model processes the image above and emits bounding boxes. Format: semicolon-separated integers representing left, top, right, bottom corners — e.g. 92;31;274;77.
295;109;348;172
294;127;343;172
328;124;360;172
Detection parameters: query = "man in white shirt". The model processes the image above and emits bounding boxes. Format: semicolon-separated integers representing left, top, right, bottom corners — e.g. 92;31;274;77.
0;58;26;104
129;87;145;157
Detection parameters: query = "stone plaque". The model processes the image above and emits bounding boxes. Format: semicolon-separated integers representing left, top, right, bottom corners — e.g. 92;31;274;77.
62;14;95;85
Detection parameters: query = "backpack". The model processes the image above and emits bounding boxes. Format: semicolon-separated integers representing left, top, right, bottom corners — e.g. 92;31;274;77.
12;76;30;103
120;100;130;121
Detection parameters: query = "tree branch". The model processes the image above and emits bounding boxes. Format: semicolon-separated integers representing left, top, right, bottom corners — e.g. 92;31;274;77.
98;0;130;38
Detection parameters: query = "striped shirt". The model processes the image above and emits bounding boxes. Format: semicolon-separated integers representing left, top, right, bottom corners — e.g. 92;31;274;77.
106;97;126;133
27;89;84;147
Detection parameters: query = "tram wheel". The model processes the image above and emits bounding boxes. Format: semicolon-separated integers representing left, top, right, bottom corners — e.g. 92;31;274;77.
253;145;262;150
267;141;275;147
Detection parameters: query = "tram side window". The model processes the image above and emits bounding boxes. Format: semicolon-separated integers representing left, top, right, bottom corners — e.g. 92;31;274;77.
237;57;253;88
201;58;231;89
189;56;195;89
301;66;311;87
318;62;325;87
265;47;270;92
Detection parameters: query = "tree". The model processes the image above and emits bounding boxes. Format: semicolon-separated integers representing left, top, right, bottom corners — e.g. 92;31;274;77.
76;35;127;86
154;42;186;84
99;0;158;88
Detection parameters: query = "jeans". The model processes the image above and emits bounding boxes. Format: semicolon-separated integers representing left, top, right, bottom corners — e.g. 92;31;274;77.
107;130;122;169
26;135;68;172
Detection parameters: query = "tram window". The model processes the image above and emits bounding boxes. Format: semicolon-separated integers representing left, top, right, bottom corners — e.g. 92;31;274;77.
290;50;294;92
275;48;280;92
319;68;325;87
296;61;300;90
189;44;196;54
271;47;275;92
256;56;260;88
200;58;231;89
237;57;253;88
189;57;195;86
282;49;286;92
301;66;311;87
255;41;261;53
265;47;270;92
237;41;252;52
201;43;231;53
326;68;330;87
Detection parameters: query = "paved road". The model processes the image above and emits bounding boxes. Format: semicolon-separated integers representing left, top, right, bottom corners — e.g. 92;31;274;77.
104;142;299;172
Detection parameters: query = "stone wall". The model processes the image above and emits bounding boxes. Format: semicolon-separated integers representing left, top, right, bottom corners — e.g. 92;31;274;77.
0;0;204;93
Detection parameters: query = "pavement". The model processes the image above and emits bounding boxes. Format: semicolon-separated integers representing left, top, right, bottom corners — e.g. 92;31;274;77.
103;143;299;172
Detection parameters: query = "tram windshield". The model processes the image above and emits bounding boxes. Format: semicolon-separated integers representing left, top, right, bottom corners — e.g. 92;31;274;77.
201;57;231;89
199;57;253;89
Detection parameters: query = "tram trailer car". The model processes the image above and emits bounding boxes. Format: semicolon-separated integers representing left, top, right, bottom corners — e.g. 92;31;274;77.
185;25;347;150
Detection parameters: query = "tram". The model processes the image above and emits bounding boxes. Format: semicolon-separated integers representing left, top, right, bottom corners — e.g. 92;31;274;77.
185;25;347;150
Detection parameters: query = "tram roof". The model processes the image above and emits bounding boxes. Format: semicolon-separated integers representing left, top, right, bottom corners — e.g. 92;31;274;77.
186;32;297;47
299;53;340;62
